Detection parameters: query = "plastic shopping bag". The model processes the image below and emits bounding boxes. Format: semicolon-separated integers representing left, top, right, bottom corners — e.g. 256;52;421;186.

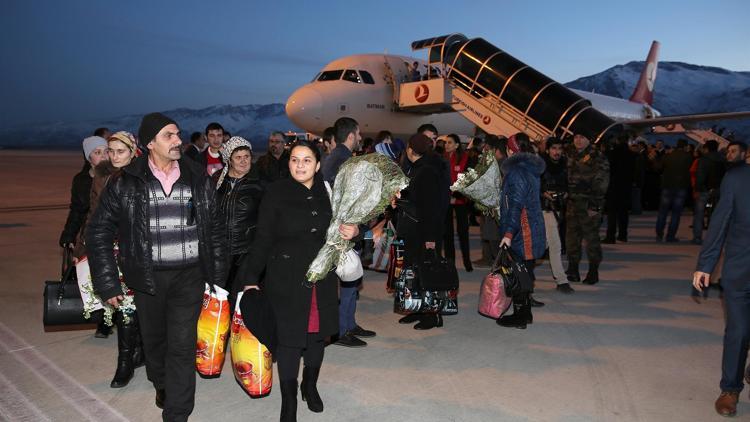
231;291;273;398
196;284;231;377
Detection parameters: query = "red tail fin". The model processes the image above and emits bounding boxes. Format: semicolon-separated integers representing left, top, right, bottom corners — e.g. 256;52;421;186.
629;40;660;105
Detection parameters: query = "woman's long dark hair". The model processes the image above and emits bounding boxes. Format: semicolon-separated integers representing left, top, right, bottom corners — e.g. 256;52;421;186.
445;133;463;159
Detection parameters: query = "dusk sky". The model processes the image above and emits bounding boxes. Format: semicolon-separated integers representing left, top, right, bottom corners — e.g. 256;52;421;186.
2;0;748;128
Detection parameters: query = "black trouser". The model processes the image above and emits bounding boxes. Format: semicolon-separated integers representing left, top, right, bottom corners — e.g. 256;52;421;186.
133;265;203;422
276;333;325;381
606;205;629;240
443;204;470;264
226;254;243;310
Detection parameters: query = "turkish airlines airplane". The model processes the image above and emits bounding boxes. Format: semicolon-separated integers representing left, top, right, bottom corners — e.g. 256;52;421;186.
286;36;749;143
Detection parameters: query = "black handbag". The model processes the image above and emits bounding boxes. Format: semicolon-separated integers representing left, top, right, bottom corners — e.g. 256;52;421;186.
43;249;93;327
496;245;533;297
415;249;459;291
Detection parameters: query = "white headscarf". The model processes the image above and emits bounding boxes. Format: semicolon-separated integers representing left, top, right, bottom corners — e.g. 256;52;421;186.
216;136;253;189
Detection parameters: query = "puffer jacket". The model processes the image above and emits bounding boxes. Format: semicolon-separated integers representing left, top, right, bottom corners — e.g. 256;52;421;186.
86;157;227;302
213;172;264;257
499;152;546;260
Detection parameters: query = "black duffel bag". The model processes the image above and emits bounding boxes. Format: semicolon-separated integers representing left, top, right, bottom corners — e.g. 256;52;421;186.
415;249;459;292
497;245;533;297
43;249;92;327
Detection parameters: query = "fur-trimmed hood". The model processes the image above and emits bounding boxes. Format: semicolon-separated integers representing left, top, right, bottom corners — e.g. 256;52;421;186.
501;152;546;177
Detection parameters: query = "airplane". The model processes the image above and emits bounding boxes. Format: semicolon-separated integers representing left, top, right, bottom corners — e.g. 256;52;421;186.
286;34;750;144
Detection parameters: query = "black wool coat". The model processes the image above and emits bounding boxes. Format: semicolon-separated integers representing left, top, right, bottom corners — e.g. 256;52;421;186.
397;156;443;265
236;176;338;348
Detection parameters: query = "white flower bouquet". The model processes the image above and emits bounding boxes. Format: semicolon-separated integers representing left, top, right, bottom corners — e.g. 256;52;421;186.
306;153;409;283
450;150;502;218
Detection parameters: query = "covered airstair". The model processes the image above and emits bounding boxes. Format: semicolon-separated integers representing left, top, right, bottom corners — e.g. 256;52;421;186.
398;34;625;143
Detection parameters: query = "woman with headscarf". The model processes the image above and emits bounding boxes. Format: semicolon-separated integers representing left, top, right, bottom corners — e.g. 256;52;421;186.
496;133;546;329
212;136;264;305
75;131;145;387
237;140;359;421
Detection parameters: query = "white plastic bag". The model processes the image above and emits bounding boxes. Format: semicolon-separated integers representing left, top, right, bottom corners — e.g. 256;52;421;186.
336;249;363;281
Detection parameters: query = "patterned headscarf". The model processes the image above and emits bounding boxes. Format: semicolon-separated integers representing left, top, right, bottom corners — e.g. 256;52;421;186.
216;136;253;189
107;131;141;157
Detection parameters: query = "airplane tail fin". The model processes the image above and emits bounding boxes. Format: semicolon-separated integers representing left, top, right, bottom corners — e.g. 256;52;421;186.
629;40;660;105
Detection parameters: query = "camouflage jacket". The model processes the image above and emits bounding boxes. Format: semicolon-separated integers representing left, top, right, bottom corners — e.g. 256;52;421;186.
567;145;610;209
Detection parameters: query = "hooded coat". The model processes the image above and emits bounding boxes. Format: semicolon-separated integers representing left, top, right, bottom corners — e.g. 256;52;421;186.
499;152;546;260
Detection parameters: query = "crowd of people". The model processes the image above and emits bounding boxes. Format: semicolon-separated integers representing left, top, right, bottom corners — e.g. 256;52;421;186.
58;114;749;420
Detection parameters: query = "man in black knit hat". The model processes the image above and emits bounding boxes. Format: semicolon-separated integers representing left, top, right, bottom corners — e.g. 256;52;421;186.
87;112;227;421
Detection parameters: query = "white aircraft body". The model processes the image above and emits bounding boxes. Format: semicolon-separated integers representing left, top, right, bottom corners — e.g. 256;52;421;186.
286;37;747;143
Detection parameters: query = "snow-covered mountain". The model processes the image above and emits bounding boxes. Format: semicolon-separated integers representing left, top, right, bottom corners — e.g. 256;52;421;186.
0;104;300;150
565;61;750;139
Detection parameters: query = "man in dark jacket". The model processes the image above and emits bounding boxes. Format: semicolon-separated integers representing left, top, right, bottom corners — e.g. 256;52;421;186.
693;162;750;417
692;140;726;244
256;131;290;184
655;139;693;242
541;137;572;294
321;117;377;347
603;137;636;243
86;113;227;422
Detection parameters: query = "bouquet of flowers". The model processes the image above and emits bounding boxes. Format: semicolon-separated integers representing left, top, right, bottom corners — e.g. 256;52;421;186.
450;150;502;218
306;154;409;283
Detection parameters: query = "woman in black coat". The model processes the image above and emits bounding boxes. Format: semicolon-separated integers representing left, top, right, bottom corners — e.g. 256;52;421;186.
213;137;264;306
237;140;358;422
395;134;445;330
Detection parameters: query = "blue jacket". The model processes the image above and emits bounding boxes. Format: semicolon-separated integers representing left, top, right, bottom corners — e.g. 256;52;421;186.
696;163;750;289
499;153;546;260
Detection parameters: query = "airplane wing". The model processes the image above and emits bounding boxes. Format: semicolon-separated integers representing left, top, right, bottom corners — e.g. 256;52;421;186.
624;110;750;129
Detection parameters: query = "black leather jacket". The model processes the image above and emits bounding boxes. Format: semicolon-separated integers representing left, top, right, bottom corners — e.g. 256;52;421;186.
59;163;92;246
213;172;264;257
86;157;227;301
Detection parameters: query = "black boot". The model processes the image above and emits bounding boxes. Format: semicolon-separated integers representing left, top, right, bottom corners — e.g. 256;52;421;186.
280;379;298;422
398;313;422;324
566;261;580;282
497;296;532;329
463;256;473;272
583;262;600;285
414;313;443;330
130;313;145;368
94;316;111;338
300;366;324;413
110;312;136;388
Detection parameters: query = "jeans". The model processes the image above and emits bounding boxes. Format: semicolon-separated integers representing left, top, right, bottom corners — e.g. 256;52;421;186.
655;188;687;240
693;191;709;241
720;284;750;392
339;279;360;336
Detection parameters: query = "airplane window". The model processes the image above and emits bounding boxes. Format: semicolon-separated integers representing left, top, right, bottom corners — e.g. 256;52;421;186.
318;70;344;81
311;72;321;83
342;69;362;84
359;70;375;84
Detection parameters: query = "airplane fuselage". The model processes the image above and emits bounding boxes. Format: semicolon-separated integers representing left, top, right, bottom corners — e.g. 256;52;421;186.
286;54;657;139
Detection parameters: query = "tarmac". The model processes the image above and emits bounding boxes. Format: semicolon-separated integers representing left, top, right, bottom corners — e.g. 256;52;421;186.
0;150;741;421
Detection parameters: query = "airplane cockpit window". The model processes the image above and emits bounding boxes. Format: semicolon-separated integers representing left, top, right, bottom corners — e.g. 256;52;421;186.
342;69;362;84
318;70;344;81
311;72;321;83
359;70;375;84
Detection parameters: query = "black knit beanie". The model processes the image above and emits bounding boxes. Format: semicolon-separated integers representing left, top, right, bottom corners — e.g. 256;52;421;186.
138;112;177;144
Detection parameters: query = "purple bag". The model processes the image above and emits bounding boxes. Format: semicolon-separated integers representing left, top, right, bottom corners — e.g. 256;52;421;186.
477;270;512;319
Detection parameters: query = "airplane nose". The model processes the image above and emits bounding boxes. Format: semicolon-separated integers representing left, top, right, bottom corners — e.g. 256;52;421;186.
286;86;323;132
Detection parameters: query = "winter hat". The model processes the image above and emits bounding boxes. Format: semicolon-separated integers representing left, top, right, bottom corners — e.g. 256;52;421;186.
407;133;432;156
82;136;108;162
216;136;253;189
107;131;141;157
137;112;177;145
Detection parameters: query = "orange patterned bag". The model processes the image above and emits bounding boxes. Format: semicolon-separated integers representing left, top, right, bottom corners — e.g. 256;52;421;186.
231;291;273;398
196;284;231;377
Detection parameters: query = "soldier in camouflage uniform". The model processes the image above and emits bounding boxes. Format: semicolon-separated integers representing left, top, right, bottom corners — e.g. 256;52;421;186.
565;134;610;284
